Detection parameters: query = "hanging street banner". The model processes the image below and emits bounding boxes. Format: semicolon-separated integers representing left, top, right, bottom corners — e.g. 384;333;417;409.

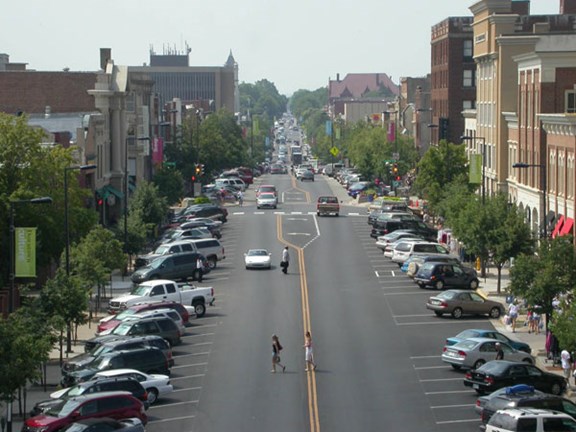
469;154;482;184
15;227;37;277
325;120;333;137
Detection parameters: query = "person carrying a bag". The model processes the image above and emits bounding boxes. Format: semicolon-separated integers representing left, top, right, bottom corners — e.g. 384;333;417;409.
281;246;290;274
271;334;286;373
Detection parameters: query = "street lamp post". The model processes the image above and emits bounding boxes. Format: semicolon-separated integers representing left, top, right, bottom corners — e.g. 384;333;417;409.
513;162;547;239
460;135;486;203
64;165;96;275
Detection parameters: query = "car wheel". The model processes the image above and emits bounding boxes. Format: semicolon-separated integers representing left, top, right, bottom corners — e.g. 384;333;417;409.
407;262;418;276
434;311;443;317
473;359;485;370
489;307;502;319
147;388;159;404
434;280;444;290
452;307;463;319
551;382;564;395
193;302;206;318
451;364;461;370
470;279;479;290
208;257;217;269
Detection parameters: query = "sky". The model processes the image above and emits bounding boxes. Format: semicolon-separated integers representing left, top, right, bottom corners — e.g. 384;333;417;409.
2;0;558;96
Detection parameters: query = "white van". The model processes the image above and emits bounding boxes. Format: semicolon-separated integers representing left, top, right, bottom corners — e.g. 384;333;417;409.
214;177;246;191
487;408;576;432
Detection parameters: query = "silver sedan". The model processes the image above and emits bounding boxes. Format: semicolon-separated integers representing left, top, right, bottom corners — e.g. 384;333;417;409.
441;337;534;370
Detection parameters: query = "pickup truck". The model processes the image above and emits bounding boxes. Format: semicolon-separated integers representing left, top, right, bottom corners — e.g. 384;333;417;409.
108;279;215;317
317;196;340;217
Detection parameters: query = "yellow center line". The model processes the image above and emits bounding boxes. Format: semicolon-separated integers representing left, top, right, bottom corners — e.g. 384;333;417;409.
290;174;311;203
277;215;320;432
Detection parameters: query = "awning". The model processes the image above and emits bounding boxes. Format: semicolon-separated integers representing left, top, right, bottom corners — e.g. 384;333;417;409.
96;185;124;200
551;215;565;239
560;217;574;237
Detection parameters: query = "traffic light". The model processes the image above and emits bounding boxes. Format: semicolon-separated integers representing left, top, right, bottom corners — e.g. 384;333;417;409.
194;164;201;175
392;164;399;175
191;175;196;183
200;164;205;176
396;175;401;181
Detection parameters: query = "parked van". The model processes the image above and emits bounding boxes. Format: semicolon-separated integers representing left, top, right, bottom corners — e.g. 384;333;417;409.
131;252;209;283
189;238;225;268
135;240;200;268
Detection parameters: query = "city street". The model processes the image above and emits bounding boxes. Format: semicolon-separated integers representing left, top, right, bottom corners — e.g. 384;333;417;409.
14;173;505;432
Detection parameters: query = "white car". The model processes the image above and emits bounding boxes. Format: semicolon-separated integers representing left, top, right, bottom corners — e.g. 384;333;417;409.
257;192;278;209
95;369;173;404
382;237;424;258
244;249;272;269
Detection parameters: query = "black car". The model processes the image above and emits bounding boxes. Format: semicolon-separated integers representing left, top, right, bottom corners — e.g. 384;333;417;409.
464;360;567;396
184;205;227;223
64;335;172;373
414;261;480;290
480;384;576;429
31;376;149;416
371;219;437;240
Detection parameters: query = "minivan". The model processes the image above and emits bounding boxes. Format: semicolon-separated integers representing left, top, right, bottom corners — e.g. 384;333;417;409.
189;238;225;268
130;252;209;283
486;408;576;432
62;347;170;386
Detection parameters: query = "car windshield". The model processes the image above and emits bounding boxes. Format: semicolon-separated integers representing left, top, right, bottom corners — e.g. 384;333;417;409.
46;398;81;417
478;361;508;374
437;290;459;300
65;384;88;397
248;250;268;256
153;245;170;255
455;330;481;339
454;339;479;350
259;193;275;199
90;344;114;357
112;322;133;336
148;257;166;269
115;309;138;320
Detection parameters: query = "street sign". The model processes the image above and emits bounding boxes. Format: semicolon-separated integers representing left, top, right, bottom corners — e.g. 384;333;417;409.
393;180;401;188
330;146;340;157
392;152;400;161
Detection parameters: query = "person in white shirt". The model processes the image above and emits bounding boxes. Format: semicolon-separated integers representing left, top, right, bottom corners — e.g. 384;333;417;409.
281;246;290;274
508;302;519;333
561;349;572;384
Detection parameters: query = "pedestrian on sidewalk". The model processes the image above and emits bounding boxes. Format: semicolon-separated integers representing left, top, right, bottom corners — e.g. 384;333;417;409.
508;301;519;333
303;331;317;372
495;342;504;360
271;334;286;373
561;349;572;385
281;246;290;274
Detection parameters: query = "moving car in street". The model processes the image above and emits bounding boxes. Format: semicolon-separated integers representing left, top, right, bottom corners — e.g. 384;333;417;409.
298;169;314;181
244;249;272;269
464;360;567;395
316;196;339;217
426;289;504;318
256;192;278;209
441;337;534;370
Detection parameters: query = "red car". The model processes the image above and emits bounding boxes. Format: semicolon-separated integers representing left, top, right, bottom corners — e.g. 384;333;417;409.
236;167;253;185
23;391;147;432
97;301;191;334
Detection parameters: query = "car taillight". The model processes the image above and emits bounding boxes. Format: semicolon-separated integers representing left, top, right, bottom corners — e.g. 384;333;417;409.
465;372;472;379
440;301;448;307
476;400;481;407
485;376;494;384
442;347;447;352
431;276;436;281
457;351;467;357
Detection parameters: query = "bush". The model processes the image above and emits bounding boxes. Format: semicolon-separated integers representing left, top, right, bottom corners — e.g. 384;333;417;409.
195;196;211;204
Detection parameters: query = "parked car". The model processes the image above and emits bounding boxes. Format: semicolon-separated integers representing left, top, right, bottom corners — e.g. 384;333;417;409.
347;181;370;198
62;347;171;387
97;301;192;335
464;360;567;395
65;335;173;372
244;249;272;269
130;252;209;284
486;408;576;432
183;204;228;222
105;316;182;346
442;337;534;370
23;391;147;432
474;385;545;417
92;369;173;405
178;219;222;239
375;230;425;250
446;329;531;354
371;219;437;240
189;238;226;269
391;241;449;265
257;192;278;209
414;261;480;290
32;377;148;416
403;253;461;277
135;240;206;269
426;289;504;318
97;308;185;337
383;238;426;259
480;384;576;428
59;417;145;432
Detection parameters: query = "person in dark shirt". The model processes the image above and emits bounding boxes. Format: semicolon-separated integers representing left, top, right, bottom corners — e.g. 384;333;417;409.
495;342;504;360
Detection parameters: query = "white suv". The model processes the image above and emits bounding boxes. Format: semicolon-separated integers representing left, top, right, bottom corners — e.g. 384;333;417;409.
487;408;576;431
391;241;449;266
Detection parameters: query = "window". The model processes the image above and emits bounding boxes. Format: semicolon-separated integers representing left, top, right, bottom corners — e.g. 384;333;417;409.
463;70;474;87
463;39;473;58
463;100;474;110
566;91;576;113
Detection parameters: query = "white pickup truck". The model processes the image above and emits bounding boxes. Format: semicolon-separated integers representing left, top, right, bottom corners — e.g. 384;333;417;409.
108;279;215;317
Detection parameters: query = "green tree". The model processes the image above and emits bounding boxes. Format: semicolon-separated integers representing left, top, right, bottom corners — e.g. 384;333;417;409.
509;236;576;332
153;166;184;205
550;298;576;352
413;140;469;211
290;87;328;121
0;307;55;419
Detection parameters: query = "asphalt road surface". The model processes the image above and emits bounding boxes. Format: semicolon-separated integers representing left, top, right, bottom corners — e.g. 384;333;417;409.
144;172;497;432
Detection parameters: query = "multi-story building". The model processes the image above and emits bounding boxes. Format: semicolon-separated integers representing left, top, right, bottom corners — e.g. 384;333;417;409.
468;0;576;238
430;16;476;145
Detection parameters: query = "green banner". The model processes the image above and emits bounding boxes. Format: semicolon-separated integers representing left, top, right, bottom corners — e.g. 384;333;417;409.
469;154;482;184
15;227;36;277
253;118;259;135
